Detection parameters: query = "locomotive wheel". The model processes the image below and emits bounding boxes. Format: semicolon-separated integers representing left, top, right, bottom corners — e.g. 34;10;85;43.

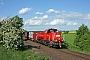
48;44;52;48
59;43;62;48
58;43;62;48
44;42;48;46
48;41;53;48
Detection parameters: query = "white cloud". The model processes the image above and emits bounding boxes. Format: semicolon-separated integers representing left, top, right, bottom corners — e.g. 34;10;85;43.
26;14;48;20
60;12;82;18
24;19;42;25
41;15;48;19
83;14;90;20
46;9;60;14
24;15;48;26
67;22;78;26
0;15;7;21
68;12;82;17
18;7;32;15
30;16;42;20
45;19;65;25
29;20;42;25
36;12;43;15
47;9;55;13
50;19;65;25
45;22;49;25
73;22;78;25
55;12;84;21
33;16;38;19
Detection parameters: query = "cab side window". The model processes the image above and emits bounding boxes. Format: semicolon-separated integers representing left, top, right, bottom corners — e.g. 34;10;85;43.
49;30;54;32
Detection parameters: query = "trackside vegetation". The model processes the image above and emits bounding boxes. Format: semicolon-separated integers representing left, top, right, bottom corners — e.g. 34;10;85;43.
0;15;49;60
0;15;24;50
74;24;90;52
0;45;49;60
63;24;90;54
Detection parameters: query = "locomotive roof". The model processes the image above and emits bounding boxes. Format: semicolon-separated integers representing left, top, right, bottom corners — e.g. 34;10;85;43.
47;28;57;30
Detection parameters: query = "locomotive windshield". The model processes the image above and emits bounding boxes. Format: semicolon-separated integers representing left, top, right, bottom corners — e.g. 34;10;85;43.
48;29;57;32
50;30;54;32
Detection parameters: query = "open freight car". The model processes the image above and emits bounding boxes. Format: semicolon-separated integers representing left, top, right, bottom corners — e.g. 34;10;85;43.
32;28;66;48
23;32;29;41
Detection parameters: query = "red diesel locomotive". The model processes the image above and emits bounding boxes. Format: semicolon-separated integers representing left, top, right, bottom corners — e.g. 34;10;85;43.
31;28;66;48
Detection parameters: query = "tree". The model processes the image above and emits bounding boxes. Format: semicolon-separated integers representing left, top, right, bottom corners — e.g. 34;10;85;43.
10;15;23;29
76;24;89;38
74;24;90;51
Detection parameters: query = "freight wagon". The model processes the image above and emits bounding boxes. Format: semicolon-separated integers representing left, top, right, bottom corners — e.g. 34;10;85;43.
24;28;66;48
23;32;29;41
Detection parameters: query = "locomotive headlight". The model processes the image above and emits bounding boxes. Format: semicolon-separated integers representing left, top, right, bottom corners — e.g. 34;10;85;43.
56;35;60;37
57;38;60;40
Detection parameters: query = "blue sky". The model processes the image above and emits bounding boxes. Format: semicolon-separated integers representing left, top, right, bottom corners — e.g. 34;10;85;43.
0;0;90;31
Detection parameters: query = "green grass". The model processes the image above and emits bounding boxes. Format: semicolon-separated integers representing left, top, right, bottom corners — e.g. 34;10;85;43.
63;34;81;51
0;45;49;60
63;34;76;45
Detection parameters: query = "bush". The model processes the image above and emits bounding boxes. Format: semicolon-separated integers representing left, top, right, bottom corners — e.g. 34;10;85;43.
66;43;81;52
0;15;24;50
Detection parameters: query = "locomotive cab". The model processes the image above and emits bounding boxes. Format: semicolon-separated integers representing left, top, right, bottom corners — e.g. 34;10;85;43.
46;28;66;48
46;28;57;33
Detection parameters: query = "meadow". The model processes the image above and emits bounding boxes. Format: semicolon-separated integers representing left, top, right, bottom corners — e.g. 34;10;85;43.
63;34;76;45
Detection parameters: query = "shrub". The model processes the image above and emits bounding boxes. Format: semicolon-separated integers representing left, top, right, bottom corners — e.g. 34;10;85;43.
0;15;24;50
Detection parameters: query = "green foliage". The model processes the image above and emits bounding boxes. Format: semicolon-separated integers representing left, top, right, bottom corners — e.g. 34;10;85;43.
0;15;24;50
76;24;89;38
0;45;49;60
78;31;90;52
74;24;89;46
74;24;90;52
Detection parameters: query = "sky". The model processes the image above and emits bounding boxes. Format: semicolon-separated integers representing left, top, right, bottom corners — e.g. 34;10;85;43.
0;0;90;31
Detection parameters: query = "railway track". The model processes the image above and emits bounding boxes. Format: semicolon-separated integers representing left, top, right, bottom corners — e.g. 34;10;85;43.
26;40;90;60
59;49;90;60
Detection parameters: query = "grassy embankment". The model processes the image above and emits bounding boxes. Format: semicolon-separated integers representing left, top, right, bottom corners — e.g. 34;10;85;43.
0;45;49;60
